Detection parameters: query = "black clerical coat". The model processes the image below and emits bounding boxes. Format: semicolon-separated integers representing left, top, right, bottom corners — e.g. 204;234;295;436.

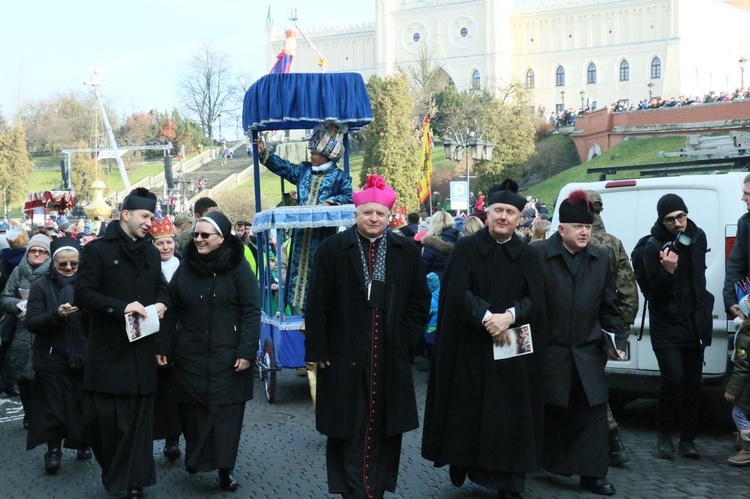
422;228;546;474
305;226;430;439
532;232;625;407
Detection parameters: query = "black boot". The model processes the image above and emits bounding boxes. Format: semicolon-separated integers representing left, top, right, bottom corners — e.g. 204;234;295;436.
77;446;93;460
449;464;467;487
163;435;181;462
44;448;62;474
218;468;238;491
608;427;631;466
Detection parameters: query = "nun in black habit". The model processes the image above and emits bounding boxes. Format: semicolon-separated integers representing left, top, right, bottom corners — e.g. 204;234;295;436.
422;180;547;498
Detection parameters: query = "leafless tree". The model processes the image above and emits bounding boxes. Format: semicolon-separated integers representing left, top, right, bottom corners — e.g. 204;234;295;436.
179;42;237;140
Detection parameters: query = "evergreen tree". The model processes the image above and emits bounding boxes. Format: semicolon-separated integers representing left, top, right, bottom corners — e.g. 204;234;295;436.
70;146;105;204
0;122;32;216
361;75;422;211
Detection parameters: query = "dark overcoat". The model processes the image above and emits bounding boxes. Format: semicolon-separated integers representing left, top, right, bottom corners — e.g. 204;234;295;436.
422;228;547;473
26;275;87;373
532;232;625;407
167;236;260;405
305;226;430;439
724;211;750;312
74;222;169;395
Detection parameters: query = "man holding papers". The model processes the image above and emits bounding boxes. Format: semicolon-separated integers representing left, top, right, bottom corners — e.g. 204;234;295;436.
75;187;168;499
532;189;626;496
422;179;546;499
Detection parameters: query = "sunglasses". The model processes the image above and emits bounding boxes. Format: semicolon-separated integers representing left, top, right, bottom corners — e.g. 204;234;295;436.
192;232;220;239
28;248;49;255
55;261;79;269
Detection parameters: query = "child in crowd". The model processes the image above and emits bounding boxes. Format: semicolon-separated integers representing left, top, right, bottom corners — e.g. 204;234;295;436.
725;316;750;466
420;272;440;372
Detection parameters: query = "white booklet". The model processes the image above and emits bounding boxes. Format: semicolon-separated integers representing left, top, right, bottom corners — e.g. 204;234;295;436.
125;305;160;342
493;324;533;360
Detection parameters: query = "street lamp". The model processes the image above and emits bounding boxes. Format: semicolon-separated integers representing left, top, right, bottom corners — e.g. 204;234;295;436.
740;57;747;90
580;90;586;113
442;127;495;212
647;82;655;101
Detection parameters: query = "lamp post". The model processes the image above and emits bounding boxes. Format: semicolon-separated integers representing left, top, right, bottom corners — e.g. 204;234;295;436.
647;82;655;101
580;90;586;113
442;127;495;212
740;57;747;90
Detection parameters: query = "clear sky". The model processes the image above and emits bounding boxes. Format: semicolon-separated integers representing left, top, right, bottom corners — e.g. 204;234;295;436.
0;0;375;121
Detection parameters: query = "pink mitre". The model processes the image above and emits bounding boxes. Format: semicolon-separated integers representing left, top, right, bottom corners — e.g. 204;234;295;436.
352;174;397;210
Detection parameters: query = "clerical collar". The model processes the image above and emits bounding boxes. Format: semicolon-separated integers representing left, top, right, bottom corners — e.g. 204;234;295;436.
494;235;512;245
357;229;385;243
311;161;333;172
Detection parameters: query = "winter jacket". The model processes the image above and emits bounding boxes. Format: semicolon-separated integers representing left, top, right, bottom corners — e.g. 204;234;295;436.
1;255;51;380
422;228;461;279
167;235;260;405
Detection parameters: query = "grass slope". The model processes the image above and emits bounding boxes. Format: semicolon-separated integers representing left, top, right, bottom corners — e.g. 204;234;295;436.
528;136;687;206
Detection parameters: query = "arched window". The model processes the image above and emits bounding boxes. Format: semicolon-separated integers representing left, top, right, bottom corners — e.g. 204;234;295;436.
556;66;565;87
525;69;535;89
587;63;597;84
620;60;630;81
472;70;481;90
651;57;662;79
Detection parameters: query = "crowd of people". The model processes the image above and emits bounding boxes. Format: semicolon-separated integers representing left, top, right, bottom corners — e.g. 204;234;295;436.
3;133;750;499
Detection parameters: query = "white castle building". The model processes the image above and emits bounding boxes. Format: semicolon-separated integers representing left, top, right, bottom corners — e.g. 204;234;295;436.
266;0;750;115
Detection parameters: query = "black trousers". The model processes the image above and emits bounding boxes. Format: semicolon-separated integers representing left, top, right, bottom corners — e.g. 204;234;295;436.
654;347;703;441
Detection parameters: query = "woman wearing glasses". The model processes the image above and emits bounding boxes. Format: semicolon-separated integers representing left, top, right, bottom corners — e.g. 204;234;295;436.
25;237;92;474
1;234;52;432
162;211;260;491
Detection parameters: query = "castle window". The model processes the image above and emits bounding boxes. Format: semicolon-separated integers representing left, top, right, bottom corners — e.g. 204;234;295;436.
525;69;535;89
620;60;630;81
472;70;481;90
460;27;469;38
587;63;597;84
556;66;565;87
651;57;662;79
413;32;421;43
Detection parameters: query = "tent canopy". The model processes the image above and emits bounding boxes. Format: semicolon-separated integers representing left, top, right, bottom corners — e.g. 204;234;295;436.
24;191;75;214
242;73;373;132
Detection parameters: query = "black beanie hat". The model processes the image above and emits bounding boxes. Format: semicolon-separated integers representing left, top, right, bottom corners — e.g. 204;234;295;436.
486;179;526;211
50;236;81;259
199;211;232;237
122;187;157;213
558;189;594;224
657;193;688;220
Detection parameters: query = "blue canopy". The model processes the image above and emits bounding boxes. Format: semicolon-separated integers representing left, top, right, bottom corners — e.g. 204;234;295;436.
242;72;373;132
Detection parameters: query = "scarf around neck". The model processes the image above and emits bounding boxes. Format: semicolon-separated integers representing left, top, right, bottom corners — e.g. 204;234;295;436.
355;232;387;308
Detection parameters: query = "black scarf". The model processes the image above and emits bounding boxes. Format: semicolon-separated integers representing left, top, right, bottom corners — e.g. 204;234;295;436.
49;268;87;370
114;221;149;266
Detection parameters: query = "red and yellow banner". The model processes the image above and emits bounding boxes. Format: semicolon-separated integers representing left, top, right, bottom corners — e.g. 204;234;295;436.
417;114;432;204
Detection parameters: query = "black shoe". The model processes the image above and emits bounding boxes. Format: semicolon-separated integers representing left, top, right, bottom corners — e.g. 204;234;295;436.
449;465;467;487
2;386;19;397
44;449;62;475
126;487;144;499
608;428;631;466
657;433;675;459
218;469;238;491
163;437;181;462
678;439;700;459
77;447;92;461
579;476;615;496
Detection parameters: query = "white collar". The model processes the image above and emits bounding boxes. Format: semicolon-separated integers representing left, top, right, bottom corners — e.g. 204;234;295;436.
311;161;333;172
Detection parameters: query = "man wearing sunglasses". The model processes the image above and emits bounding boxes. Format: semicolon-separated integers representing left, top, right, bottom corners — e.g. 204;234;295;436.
642;194;713;461
75;187;169;499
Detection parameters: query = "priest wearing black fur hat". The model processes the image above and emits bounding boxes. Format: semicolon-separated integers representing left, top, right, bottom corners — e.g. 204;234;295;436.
422;179;547;498
75;187;169;499
531;190;626;496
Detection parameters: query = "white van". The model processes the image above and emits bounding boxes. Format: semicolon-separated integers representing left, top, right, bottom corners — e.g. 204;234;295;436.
553;172;747;419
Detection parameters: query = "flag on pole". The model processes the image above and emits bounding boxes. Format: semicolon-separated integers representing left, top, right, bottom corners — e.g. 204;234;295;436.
417;114;432;205
269;30;297;74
